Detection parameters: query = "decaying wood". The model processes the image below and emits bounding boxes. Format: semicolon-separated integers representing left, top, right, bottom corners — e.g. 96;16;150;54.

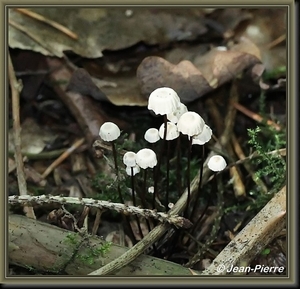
9;185;286;276
8;195;192;228
201;185;286;275
8;214;195;276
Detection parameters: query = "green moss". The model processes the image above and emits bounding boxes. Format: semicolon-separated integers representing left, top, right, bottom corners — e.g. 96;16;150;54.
63;233;81;245
77;241;112;265
62;232;112;267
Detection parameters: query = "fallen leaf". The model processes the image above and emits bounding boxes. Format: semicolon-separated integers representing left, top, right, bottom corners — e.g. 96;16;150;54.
67;68;147;106
137;37;261;103
66;68;108;102
8;118;58;155
9;7;207;58
236;8;286;71
46;58;129;147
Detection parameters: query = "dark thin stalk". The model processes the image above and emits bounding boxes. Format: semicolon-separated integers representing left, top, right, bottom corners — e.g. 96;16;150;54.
176;136;182;198
153;115;168;209
141;169;152;231
142;169;148;201
142;168;157;252
186;194;211;248
165;141;170;211
189;145;205;220
111;142;124;204
186;173;216;249
130;168;144;240
184;138;193;217
111;141;136;244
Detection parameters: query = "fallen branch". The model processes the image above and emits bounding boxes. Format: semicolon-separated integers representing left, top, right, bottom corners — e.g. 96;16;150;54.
8;214;195;276
8;195;192;229
201;185;286;275
232;102;282;131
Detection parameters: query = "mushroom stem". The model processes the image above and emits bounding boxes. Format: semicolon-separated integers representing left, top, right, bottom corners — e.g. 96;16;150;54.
153;115;168;209
176;136;182;198
130;168;144;240
142;169;148;201
184;138;193;217
111;141;124;204
111;141;136;243
165;140;170;211
141;168;156;247
189;145;205;220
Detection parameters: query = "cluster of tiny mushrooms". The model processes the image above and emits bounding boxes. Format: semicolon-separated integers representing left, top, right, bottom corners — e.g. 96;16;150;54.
99;87;227;212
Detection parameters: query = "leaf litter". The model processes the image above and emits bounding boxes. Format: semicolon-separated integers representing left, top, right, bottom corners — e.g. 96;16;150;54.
8;7;287;276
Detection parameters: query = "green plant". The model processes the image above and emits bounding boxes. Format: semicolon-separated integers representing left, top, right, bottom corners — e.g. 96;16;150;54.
63;232;112;266
247;125;286;210
261;248;271;256
92;172;125;203
77;241;112;265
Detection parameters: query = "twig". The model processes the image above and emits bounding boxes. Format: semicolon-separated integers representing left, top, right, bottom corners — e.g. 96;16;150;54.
8;148;67;160
8;52;36;220
9;19;56;55
15;8;78;40
205;97;223;136
201;185;286;275
232;102;282;131
88;177;199;275
226;83;245;198
231;134;268;194
265;34;286;50
185;174;225;267
224;148;286;171
87;145;231;275
8;195;192;229
92;208;103;235
93;139;127;155
41;138;85;178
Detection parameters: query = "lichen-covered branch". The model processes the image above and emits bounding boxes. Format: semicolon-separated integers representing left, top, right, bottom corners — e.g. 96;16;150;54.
201;185;286;275
8;194;192;229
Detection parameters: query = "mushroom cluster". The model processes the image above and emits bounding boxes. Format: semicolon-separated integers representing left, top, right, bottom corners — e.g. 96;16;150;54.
97;86;227;219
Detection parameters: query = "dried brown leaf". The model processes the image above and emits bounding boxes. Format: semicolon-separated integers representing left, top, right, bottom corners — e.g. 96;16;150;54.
46;58;128;146
137;38;261;103
9;7;207;58
8;117;58;155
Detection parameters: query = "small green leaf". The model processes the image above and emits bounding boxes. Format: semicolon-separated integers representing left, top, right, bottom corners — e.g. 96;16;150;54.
261;248;271;255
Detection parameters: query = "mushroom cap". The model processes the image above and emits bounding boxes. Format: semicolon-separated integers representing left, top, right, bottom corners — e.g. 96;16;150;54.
167;102;188;124
148;87;180;115
148;186;154;194
207;155;227;172
168;202;174;209
144;128;160;143
123;151;137;167
99;122;120;142
126;165;140;176
136;148;157;169
192;124;213;145
159;122;179;140
177;111;205;137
